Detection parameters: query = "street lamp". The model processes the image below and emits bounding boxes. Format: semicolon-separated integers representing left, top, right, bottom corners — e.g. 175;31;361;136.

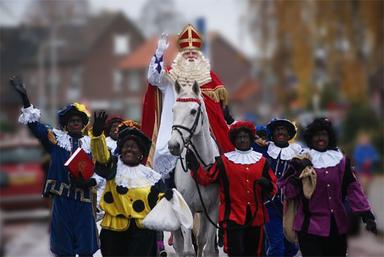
49;23;58;126
39;22;66;125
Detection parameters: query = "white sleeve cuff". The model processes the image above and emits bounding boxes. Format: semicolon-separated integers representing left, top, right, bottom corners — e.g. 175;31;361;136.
18;105;41;124
147;56;170;92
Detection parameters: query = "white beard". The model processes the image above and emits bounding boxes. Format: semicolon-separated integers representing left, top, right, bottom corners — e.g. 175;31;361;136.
166;51;212;86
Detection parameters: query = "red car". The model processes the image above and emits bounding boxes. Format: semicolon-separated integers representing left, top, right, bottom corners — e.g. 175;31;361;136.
0;136;50;212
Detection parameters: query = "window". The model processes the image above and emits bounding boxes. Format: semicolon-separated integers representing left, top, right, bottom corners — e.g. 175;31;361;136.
114;34;130;55
67;67;83;101
125;103;141;121
90;100;110;110
128;71;140;92
71;67;83;86
113;70;123;92
66;87;80;101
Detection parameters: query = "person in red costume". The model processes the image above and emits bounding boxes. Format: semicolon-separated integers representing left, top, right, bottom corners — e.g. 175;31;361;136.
188;121;277;257
142;24;234;178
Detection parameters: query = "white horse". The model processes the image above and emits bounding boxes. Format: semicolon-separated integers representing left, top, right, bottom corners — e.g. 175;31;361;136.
168;80;220;257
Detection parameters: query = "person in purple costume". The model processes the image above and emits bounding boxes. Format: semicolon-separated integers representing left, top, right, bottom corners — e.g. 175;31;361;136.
279;117;377;257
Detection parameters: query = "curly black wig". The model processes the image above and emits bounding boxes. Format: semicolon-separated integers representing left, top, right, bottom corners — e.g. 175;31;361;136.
104;116;123;136
229;128;255;146
303;117;338;150
116;127;151;157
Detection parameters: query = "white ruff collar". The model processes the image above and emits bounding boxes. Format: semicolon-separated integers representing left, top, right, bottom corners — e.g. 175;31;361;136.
267;142;302;160
52;129;90;153
309;149;343;169
224;149;262;164
115;159;161;188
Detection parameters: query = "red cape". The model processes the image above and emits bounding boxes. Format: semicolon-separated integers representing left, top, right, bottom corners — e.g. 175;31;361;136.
141;70;234;166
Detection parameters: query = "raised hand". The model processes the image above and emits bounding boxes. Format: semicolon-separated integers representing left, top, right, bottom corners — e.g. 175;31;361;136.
291;157;312;174
9;75;30;107
9;75;26;96
92;111;108;137
155;33;169;58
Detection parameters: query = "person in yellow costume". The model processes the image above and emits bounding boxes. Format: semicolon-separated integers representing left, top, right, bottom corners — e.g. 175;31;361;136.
90;112;173;256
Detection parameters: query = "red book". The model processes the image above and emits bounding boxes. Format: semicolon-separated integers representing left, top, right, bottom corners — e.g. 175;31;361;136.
64;147;94;180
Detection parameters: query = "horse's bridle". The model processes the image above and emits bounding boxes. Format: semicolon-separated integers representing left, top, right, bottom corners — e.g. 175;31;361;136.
171;97;203;148
171;97;212;171
172;97;260;231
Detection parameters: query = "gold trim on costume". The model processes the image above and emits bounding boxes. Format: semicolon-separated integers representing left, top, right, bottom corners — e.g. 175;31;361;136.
118;120;141;130
44;179;93;203
201;86;229;105
177;24;203;51
47;130;57;145
73;102;91;118
146;88;162;168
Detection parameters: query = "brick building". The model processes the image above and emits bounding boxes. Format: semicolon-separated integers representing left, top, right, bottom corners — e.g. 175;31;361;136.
0;12;144;128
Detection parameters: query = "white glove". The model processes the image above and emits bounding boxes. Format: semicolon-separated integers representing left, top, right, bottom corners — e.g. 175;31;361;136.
155;33;169;58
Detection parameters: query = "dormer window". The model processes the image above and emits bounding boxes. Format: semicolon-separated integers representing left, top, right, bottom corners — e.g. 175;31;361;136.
114;34;130;55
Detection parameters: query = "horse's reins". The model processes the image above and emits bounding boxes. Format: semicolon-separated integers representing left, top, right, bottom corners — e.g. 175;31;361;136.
193;176;265;231
171;97;210;171
171;97;266;230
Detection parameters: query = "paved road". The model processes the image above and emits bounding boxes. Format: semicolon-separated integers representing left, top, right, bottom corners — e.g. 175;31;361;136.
2;176;383;257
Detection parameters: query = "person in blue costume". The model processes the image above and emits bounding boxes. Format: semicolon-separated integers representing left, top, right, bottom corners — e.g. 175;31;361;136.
263;118;302;257
252;124;269;156
10;76;98;257
353;132;380;178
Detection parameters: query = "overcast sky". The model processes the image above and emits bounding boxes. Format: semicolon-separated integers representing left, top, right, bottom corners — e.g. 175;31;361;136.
0;0;256;56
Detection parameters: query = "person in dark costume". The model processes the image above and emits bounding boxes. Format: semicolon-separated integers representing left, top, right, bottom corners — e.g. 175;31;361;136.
90;112;173;257
10;76;98;257
252;124;269;155
279;117;377;257
104;116;124;151
263;118;301;257
188;121;277;257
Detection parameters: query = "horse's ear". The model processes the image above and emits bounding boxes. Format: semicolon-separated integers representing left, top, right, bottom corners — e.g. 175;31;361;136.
192;81;200;96
175;80;181;94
